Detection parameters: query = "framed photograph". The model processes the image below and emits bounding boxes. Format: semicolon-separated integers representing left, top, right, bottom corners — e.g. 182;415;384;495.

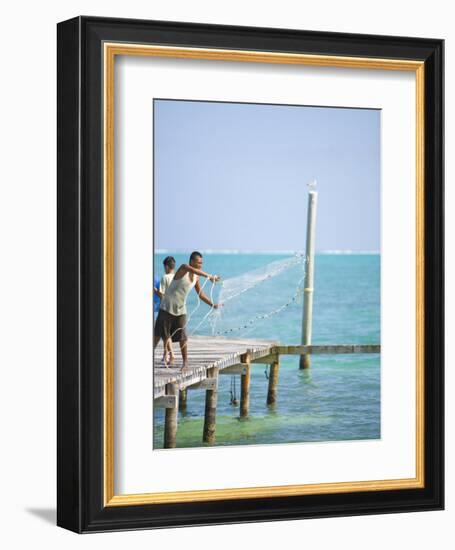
57;16;444;532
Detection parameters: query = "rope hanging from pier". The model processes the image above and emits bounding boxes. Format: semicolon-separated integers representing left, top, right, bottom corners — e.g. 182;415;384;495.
230;376;239;406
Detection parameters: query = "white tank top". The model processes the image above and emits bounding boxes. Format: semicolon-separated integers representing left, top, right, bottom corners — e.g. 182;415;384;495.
160;272;197;316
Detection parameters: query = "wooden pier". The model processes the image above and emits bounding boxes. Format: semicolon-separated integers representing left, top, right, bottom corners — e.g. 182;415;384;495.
154;335;380;448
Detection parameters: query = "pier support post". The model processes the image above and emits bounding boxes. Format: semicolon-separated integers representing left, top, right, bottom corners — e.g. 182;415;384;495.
178;389;187;413
267;360;280;406
240;353;251;419
203;367;219;444
164;383;179;449
300;187;318;369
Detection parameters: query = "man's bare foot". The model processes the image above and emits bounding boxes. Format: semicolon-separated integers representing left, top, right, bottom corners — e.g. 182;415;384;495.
181;362;188;372
163;352;175;368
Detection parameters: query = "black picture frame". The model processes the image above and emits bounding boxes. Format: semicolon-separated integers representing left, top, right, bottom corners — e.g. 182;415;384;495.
57;16;444;533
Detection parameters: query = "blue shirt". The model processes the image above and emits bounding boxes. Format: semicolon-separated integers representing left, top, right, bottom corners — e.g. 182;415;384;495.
153;276;161;313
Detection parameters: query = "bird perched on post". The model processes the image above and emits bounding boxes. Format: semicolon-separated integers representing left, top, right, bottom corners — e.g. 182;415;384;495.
307;179;317;190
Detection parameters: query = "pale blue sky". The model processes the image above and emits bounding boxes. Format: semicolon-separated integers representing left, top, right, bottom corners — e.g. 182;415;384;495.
154;99;380;252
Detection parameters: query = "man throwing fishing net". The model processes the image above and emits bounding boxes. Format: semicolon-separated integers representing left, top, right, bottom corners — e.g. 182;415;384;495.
154;251;221;370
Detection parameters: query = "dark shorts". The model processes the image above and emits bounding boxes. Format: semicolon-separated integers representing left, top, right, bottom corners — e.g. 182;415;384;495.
154;309;187;343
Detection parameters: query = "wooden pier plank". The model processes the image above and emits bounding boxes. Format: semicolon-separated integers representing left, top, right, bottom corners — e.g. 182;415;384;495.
153;335;275;398
153;337;381;399
275;344;381;355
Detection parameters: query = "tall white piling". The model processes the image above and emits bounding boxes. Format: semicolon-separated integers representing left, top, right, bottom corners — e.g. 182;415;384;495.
300;185;318;369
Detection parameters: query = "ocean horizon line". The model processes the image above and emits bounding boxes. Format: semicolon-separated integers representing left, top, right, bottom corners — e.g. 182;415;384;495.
155;249;380;255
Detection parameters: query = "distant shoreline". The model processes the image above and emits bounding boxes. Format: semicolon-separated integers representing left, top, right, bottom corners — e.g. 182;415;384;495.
155;249;380;255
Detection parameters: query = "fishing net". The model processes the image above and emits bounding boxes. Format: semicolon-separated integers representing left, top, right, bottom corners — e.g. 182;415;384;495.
184;253;307;342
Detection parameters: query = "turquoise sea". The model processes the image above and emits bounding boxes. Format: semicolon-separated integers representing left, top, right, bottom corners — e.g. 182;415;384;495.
153;253;380;448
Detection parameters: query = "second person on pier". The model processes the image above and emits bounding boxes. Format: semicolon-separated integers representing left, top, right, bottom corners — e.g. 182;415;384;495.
154;251;221;370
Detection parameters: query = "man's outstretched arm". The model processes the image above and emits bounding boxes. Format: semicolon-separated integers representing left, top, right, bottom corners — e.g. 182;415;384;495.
178;264;220;282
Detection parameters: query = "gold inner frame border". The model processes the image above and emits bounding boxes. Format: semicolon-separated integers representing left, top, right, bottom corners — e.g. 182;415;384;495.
103;42;425;506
